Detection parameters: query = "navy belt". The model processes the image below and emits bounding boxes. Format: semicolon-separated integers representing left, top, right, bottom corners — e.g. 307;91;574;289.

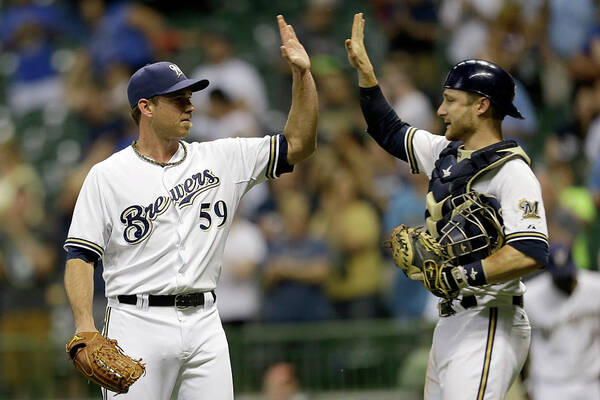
439;295;523;317
117;291;216;309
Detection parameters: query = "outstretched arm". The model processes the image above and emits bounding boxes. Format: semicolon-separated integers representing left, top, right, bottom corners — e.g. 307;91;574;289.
345;13;378;88
345;13;412;160
279;15;318;165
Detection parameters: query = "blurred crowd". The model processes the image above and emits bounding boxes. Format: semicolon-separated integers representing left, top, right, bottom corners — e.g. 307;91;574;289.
0;0;599;398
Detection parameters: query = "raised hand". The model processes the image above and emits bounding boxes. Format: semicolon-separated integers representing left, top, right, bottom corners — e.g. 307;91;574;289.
278;15;310;72
345;13;377;87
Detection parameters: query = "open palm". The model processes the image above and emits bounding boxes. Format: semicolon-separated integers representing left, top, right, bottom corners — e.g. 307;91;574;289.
345;13;373;72
278;15;310;71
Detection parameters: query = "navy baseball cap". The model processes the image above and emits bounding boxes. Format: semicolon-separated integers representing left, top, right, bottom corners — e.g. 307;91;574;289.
127;61;209;109
546;244;577;279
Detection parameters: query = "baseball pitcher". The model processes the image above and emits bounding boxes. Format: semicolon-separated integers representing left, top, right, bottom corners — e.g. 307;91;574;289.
63;15;317;399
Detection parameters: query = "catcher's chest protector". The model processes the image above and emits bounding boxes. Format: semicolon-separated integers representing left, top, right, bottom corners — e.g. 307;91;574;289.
425;140;529;238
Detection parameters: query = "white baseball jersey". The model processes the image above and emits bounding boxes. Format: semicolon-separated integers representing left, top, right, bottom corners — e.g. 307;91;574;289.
359;85;544;400
406;127;549;297
405;128;544;400
525;270;600;400
64;135;285;298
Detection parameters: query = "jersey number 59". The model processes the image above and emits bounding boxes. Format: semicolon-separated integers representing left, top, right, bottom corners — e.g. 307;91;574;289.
199;200;228;230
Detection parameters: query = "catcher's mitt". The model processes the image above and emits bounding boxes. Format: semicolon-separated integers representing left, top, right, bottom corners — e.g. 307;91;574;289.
66;332;145;394
388;225;467;298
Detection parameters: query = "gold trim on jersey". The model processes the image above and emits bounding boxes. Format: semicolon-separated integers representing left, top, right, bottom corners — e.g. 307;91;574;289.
102;306;112;338
406;127;419;174
465;147;530;193
477;307;498;400
266;135;278;179
497;146;531;165
64;238;104;257
101;306;112;400
505;231;548;243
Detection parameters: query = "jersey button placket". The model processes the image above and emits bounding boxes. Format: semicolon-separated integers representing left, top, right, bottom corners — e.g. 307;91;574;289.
162;170;186;288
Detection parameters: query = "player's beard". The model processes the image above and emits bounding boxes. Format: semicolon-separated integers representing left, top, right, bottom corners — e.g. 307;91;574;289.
444;114;476;142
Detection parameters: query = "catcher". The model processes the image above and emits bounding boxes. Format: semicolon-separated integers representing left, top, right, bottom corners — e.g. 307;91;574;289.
346;13;548;400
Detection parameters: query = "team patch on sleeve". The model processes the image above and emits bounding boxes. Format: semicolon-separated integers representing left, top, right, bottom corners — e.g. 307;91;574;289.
64;237;104;259
405;127;420;174
518;198;540;219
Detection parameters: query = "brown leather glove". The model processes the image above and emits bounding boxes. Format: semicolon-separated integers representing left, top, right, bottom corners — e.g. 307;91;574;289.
66;332;145;394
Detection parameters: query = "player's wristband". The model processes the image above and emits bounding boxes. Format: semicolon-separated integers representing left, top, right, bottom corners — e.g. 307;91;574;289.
463;260;488;286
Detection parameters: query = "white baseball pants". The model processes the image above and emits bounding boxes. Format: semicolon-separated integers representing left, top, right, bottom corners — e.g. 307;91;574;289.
424;304;531;400
101;293;233;399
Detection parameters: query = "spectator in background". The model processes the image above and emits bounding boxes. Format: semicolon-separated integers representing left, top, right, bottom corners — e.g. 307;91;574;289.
590;154;600;209
191;31;268;122
379;56;436;132
0;0;68;115
476;2;542;142
190;88;259;141
439;0;505;64
321;168;383;319
568;17;600;84
524;242;600;400
582;79;600;164
542;82;599;169
0;140;57;398
371;0;440;94
382;172;434;319
77;0;173;74
547;0;597;61
262;362;308;400
295;0;342;57
217;211;267;327
311;55;360;144
262;191;332;323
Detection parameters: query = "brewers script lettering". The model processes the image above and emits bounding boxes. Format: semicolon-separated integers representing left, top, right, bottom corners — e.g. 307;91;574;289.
120;170;221;244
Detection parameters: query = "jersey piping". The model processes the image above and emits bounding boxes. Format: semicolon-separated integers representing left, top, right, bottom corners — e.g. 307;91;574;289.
405;127;420;174
64;237;104;258
266;135;278;179
477;307;498;400
505;231;549;243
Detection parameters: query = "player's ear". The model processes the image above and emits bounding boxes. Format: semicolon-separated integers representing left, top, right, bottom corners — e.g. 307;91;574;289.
138;99;154;118
474;96;491;116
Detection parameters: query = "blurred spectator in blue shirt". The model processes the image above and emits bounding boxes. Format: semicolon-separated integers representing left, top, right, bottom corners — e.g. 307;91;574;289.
262;191;333;323
0;0;69;114
78;0;152;73
548;0;597;60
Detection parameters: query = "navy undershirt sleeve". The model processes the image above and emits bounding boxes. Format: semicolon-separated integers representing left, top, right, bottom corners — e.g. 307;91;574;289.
66;246;100;266
359;85;412;161
508;240;549;266
276;134;294;175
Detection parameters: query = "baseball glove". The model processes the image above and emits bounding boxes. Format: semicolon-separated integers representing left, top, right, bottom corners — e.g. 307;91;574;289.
66;332;145;394
388;225;467;299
